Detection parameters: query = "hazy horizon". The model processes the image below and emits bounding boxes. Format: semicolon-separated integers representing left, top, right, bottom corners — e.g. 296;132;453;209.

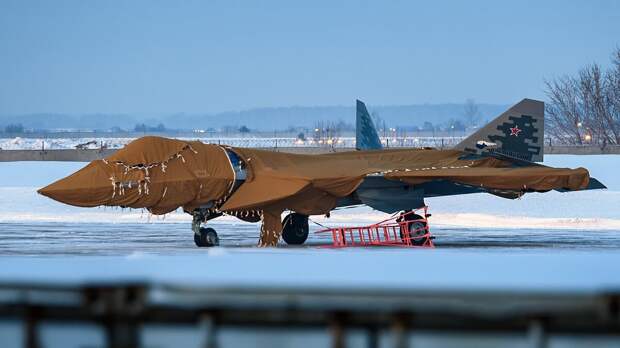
0;100;509;117
0;102;511;131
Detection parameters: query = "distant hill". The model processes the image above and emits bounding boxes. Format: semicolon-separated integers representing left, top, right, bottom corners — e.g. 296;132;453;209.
0;113;140;131
0;103;510;131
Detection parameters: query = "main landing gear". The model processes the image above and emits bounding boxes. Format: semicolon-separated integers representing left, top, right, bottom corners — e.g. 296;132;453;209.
397;210;429;246
194;227;219;247
191;209;310;247
192;209;222;247
282;213;309;245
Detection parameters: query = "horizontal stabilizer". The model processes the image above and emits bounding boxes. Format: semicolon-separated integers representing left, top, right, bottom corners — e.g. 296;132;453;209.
587;177;607;190
556;177;607;192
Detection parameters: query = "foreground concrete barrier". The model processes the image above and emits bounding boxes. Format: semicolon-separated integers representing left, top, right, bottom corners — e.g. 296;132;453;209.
545;145;620;155
0;149;118;162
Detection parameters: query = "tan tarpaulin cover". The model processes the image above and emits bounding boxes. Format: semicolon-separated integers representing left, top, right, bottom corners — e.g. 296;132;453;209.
39;137;590;246
38;137;236;215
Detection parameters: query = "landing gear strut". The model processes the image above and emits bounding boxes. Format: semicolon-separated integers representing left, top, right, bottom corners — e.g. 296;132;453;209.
282;213;309;245
192;209;222;247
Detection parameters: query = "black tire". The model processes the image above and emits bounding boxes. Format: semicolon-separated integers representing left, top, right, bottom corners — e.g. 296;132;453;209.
282;213;309;245
194;227;219;247
399;213;428;246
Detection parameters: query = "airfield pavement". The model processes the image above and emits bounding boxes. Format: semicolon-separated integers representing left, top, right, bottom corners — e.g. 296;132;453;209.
0;155;619;255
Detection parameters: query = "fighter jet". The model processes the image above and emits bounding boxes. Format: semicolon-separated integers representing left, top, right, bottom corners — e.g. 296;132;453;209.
39;99;605;247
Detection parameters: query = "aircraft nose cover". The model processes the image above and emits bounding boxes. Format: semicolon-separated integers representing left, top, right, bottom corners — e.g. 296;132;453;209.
38;136;235;214
38;160;116;207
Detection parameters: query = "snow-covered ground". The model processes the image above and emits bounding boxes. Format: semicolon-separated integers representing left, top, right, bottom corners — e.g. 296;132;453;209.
0;137;132;150
0;136;462;150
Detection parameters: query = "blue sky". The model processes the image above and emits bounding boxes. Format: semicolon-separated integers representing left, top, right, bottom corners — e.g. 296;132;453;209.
1;0;619;114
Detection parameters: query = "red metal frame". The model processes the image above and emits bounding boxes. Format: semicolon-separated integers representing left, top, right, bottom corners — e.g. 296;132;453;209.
315;207;435;248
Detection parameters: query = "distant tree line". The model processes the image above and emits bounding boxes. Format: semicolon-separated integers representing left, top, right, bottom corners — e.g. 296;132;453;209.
545;47;620;146
134;123;166;132
3;123;25;133
312;120;352;142
462;98;481;128
372;112;469;135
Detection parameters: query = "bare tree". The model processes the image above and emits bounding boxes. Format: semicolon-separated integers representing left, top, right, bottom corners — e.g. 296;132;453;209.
605;47;620;144
545;76;583;144
463;99;480;128
544;47;620;146
579;64;620;145
312;120;345;146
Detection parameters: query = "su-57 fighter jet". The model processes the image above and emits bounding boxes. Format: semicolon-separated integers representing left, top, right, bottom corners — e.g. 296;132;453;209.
39;99;605;247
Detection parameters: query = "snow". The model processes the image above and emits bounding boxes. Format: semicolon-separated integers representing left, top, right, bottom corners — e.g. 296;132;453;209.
0;137;133;150
0;249;619;292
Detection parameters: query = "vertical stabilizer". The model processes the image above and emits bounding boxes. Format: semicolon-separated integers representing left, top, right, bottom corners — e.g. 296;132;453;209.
356;100;382;150
454;99;545;162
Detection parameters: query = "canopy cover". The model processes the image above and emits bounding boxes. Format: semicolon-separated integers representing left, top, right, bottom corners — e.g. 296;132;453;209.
39;136;590;246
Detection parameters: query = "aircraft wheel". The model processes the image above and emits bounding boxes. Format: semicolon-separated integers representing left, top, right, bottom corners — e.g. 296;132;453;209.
194;227;220;247
399;212;427;246
282;213;309;245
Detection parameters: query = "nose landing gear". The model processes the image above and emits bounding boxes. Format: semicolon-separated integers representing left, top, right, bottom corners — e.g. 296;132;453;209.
192;209;222;247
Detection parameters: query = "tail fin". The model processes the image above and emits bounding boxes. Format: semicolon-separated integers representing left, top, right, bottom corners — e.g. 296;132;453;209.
454;98;545;162
356;99;382;150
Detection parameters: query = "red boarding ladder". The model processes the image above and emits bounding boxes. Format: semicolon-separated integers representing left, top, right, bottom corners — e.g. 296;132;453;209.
315;207;435;248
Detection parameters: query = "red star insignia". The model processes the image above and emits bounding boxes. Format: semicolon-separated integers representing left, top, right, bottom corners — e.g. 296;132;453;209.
510;126;522;137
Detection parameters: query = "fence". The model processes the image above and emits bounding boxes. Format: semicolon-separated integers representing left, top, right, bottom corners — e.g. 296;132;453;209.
1;282;618;348
0;136;466;151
